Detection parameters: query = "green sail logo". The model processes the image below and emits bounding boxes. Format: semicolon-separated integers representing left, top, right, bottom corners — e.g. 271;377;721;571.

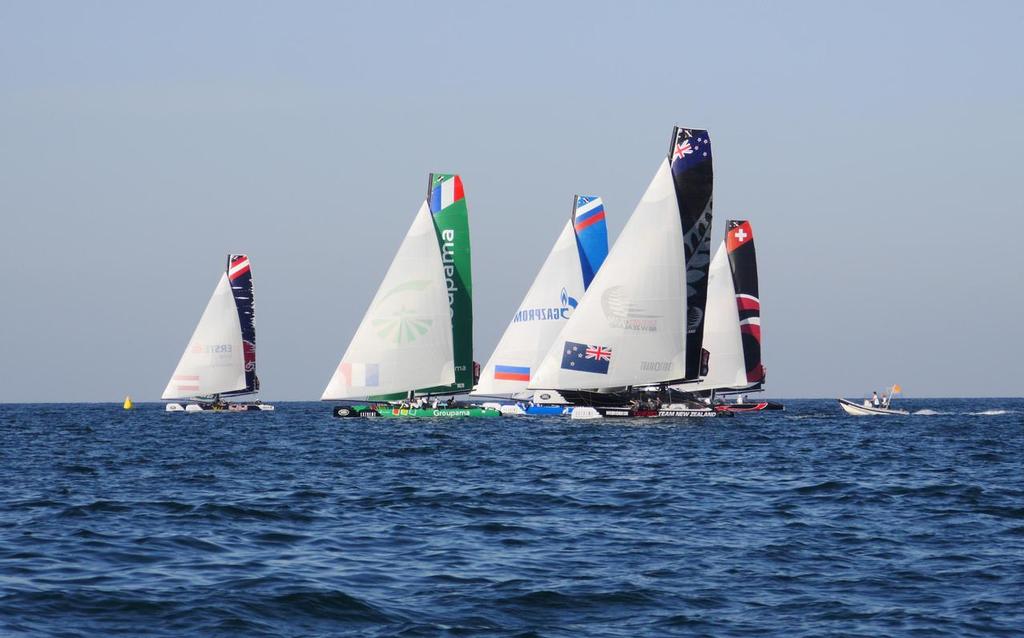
372;280;434;344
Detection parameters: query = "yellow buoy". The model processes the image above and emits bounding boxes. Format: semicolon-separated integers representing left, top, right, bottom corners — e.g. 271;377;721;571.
123;395;133;410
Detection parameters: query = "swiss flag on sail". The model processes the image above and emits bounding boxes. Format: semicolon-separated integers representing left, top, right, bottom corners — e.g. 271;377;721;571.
726;220;753;253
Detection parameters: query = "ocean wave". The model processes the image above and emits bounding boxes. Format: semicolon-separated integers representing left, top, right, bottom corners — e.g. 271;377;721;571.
2;399;1023;636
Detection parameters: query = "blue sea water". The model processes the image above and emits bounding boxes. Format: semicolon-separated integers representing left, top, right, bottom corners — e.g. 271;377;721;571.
1;399;1022;637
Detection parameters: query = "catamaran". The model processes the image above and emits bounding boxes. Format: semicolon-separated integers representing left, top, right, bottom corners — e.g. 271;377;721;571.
671;220;782;412
530;127;731;419
322;174;500;418
471;195;609;415
163;254;273;412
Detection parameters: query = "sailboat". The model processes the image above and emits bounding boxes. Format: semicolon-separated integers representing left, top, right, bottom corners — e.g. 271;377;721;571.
672;220;782;412
163;255;273;412
322;174;500;418
530;127;730;419
472;195;609;415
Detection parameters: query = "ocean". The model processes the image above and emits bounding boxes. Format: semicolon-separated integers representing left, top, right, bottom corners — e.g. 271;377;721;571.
1;399;1021;636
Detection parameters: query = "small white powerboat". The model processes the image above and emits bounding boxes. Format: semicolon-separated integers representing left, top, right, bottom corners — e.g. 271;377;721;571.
837;397;909;416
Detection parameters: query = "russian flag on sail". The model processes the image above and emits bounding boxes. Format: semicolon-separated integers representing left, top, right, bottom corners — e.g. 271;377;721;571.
339;362;380;387
494;365;530;382
573;196;606;232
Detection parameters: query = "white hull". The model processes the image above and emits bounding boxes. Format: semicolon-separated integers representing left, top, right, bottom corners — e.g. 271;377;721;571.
165;402;274;413
837;398;908;416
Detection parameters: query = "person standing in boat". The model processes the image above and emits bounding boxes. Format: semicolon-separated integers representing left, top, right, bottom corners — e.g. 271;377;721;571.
872;391;881;407
881;393;890;408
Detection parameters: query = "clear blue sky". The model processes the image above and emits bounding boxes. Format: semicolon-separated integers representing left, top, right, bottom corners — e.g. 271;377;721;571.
1;1;1020;400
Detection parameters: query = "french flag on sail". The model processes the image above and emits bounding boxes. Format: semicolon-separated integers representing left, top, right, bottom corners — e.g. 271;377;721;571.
494;365;530;382
429;174;465;213
339;362;380;387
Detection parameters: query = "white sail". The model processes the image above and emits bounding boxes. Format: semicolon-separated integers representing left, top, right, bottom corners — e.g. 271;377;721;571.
473;221;585;395
677;241;746;392
162;273;247;399
530;159;688;390
321;202;455;400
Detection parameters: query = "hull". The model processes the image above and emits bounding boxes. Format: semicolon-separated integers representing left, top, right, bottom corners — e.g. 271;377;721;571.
571;404;732;420
718;401;785;412
332;405;501;418
838;398;909;416
166;402;274;413
478;402;575;416
524;405;573;416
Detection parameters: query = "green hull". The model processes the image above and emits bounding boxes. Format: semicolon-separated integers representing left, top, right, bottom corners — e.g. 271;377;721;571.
375;406;500;418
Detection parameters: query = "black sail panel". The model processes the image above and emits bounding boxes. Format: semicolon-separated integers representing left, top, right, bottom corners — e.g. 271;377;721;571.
668;127;714;379
725;221;764;384
223;254;259;396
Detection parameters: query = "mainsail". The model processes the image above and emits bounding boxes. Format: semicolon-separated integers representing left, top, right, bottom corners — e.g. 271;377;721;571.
680;220;764;392
321;200;455;400
670;126;715;379
222;254;259;396
529;128;713;391
474;195;609;395
416;173;475;395
162;256;253;400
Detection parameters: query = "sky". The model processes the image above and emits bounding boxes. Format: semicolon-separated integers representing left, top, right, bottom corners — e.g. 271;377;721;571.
1;1;1021;401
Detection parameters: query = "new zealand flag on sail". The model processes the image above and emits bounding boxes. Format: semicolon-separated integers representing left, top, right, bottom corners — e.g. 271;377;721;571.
668;127;714;380
560;341;612;374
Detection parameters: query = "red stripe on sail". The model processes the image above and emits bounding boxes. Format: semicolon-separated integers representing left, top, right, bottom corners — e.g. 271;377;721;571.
453;176;464;202
747;364;765;383
736;295;760;311
574;210;606;232
741;323;761;342
229;263;250;280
